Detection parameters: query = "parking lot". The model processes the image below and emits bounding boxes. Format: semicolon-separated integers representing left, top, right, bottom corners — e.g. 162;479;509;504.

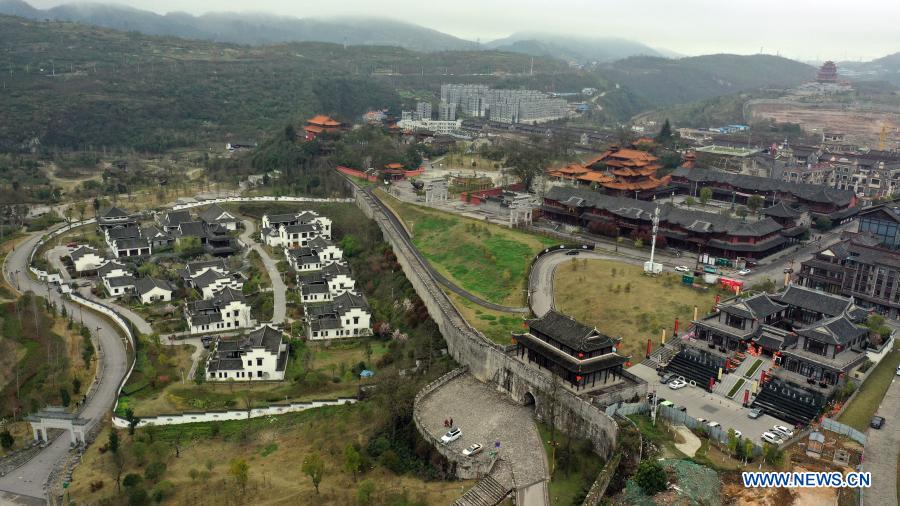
629;364;789;443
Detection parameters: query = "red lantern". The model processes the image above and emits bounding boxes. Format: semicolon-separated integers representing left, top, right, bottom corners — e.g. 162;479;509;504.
646;339;653;359
578;352;585;358
708;376;715;391
575;375;583;382
715;294;721;304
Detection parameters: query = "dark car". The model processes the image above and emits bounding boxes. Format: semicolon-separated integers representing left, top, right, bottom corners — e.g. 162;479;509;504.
660;372;676;384
870;416;885;429
565;250;580;256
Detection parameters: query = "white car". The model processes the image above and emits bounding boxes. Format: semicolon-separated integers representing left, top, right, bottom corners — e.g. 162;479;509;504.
696;417;708;424
674;266;691;273
441;427;462;444
462;443;483;456
668;378;688;390
738;268;752;276
772;425;794;439
733;430;743;439
761;432;784;445
707;421;720;428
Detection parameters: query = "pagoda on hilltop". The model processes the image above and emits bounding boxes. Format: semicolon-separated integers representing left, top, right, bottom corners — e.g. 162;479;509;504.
548;145;670;199
816;61;838;84
304;115;343;141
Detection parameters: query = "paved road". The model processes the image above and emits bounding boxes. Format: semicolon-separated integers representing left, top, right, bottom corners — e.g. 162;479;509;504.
1;231;129;503
863;374;899;506
529;250;645;317
630;364;786;443
240;219;286;325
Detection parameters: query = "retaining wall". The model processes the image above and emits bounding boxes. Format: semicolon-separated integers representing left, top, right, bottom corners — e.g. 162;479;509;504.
111;398;357;428
171;196;354;211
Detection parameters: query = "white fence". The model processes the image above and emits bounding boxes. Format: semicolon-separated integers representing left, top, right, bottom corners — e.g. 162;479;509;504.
111;398;357;428
171;196;354;211
821;417;867;446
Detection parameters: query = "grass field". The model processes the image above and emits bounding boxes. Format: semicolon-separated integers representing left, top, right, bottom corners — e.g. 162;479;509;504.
69;404;470;505
122;338;389;417
554;259;726;360
744;359;763;378
380;193;556;306
837;340;900;431
447;292;525;345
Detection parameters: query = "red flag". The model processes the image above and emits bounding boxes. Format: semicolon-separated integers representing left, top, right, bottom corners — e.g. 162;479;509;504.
743;389;750;406
674;318;680;333
708;376;715;391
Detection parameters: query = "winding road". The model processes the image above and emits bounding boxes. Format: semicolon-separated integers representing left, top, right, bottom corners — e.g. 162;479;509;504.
1;231;129;504
240;219;286;325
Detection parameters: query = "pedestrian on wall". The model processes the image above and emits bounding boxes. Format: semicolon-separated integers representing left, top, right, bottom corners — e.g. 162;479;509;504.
450;417;453;427
444;419;448;428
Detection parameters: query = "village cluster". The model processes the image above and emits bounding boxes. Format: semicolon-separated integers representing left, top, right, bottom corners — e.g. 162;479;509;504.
62;202;372;384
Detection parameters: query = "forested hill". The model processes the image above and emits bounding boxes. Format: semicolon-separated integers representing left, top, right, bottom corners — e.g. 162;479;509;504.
0;15;567;153
0;0;476;51
599;54;816;107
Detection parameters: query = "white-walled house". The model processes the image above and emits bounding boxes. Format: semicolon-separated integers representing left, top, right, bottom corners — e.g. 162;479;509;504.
193;269;243;300
103;274;135;298
259;211;332;247
307;237;343;264
104;226;152;258
135;277;175;304
305;291;372;340
98;260;129;280
185;287;254;335
182;259;229;280
206;325;288;381
298;263;356;303
70;246;107;273
199;204;239;231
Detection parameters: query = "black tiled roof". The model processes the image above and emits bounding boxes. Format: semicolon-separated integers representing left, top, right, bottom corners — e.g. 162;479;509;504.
98;260;128;278
178;221;206;237
774;285;852;317
134;277;174;295
162;210;192;227
546;186;783;238
105;275;135;288
525;310;614;353
186;259;228;276
199;204;236;224
671;167;855;206
720;293;785;319
762;201;803;219
106;226;142;240
193;269;230;289
795;314;867;345
514;333;628;373
70;246;101;262
100;207;129;218
114;237;150;250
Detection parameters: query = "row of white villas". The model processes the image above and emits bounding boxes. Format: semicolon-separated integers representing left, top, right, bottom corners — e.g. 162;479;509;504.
286;236;345;273
205;325;288;381
260;211;332;248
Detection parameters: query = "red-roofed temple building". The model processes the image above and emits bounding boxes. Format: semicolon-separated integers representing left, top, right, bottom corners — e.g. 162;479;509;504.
304;115;343;141
548;146;671;198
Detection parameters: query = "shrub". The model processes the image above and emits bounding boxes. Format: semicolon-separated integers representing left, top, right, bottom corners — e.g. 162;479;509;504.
127;486;150;506
0;430;13;449
634;460;667;495
122;474;143;489
144;461;167;482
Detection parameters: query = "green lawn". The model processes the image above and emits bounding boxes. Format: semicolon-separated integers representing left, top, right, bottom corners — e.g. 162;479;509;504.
536;423;604;506
379;191;556;306
727;379;746;398
837;340;900;431
555;259;728;360
744;359;763;378
447;292;525;345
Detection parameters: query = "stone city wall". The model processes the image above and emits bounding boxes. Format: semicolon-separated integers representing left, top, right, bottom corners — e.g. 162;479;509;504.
352;184;621;459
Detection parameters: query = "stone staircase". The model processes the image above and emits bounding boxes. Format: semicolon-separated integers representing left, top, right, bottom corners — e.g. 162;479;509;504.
455;460;514;506
713;355;772;398
640;343;678;369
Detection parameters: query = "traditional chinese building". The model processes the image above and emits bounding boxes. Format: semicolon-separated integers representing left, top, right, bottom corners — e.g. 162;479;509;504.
548;146;671;198
513;310;629;392
816;61;838;84
304;115;343;141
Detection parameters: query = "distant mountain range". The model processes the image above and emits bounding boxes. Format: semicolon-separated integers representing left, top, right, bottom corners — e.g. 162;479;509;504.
839;52;900;86
483;32;678;62
0;0;477;51
0;0;673;60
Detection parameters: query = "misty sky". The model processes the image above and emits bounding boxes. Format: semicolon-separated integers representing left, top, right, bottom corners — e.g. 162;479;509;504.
28;0;900;60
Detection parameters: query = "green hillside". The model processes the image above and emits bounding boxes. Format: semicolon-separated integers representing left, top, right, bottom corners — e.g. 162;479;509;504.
599;54;816;107
0;15;568;153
